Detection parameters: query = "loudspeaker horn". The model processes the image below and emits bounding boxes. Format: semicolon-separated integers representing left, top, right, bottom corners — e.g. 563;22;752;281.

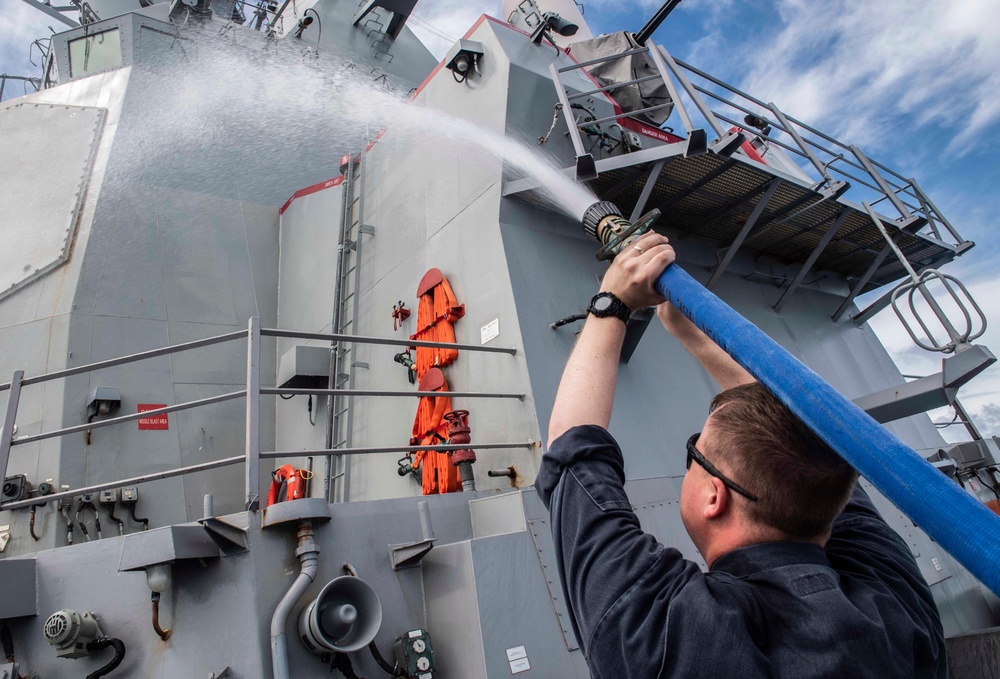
299;576;383;654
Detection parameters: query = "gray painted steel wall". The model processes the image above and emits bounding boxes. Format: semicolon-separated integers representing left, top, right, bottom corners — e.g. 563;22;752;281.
2;7;998;678
1;5;439;555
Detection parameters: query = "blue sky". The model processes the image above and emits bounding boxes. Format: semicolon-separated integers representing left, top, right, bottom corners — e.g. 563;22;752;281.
3;0;999;438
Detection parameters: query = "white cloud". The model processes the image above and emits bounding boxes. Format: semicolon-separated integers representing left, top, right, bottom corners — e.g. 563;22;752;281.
0;0;62;89
688;0;1000;157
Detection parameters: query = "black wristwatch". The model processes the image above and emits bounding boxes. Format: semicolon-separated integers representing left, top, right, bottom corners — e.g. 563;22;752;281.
588;292;632;324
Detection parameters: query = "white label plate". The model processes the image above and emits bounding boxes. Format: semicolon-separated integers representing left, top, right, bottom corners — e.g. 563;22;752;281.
510;657;530;674
481;318;500;345
506;646;527;661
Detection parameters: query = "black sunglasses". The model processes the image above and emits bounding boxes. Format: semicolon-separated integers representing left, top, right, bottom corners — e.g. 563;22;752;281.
686;433;759;502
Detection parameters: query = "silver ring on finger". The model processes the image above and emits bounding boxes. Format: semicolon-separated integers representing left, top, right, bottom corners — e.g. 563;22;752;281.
633;245;644;254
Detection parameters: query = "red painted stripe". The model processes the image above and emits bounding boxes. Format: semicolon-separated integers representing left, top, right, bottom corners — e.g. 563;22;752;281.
281;14;684;212
278;175;345;215
730;126;766;164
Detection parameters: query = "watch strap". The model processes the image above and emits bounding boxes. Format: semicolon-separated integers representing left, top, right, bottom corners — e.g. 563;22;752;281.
588;292;632;323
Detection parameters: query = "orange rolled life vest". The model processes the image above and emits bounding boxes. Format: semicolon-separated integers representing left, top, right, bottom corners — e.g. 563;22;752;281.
411;268;465;379
409;367;461;494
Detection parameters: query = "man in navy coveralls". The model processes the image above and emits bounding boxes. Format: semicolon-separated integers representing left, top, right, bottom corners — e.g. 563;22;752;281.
535;231;946;678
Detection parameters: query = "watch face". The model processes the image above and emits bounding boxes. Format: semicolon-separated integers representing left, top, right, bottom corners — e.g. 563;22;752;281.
593;295;613;312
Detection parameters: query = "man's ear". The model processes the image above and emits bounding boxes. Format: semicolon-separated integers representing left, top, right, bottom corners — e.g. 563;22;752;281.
703;477;729;520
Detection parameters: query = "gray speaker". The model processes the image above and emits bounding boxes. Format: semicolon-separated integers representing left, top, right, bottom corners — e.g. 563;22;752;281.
299;576;383;654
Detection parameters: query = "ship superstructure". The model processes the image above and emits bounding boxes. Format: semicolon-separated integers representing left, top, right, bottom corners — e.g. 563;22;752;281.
0;0;998;677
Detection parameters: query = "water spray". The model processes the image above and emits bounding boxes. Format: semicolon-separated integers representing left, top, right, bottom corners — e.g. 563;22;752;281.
580;201;662;261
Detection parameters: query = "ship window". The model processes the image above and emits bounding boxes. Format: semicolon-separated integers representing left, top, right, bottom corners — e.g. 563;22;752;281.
68;28;122;78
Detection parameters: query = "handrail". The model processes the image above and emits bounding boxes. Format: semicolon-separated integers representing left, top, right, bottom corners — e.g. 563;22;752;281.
568;73;663;101
0;317;525;520
262;387;525;400
11;391;247;445
260;441;535;460
0;329;247;392
660;53;954;241
0;455;246;512
558;46;649;72
261;327;517;354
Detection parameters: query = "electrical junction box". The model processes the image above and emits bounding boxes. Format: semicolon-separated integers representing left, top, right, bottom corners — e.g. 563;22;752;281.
0;558;37;618
395;629;435;678
99;488;118;505
277;345;331;390
2;475;28;502
121;487;139;504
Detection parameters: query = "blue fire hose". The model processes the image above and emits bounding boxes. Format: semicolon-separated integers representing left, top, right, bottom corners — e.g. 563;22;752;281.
655;264;1000;597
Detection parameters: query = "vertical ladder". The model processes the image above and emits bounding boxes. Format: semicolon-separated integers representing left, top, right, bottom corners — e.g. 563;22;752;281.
326;149;373;502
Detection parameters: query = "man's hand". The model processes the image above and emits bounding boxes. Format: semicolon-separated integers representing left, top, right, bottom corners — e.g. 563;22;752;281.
599;231;675;310
656;298;755;391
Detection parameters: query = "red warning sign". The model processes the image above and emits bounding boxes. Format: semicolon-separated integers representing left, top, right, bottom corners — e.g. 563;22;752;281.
137;404;169;430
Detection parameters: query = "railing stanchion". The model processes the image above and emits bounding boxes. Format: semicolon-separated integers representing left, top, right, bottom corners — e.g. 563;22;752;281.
245;317;261;511
0;371;24;485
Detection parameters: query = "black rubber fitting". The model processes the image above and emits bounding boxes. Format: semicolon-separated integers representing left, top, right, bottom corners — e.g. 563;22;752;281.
581;201;623;242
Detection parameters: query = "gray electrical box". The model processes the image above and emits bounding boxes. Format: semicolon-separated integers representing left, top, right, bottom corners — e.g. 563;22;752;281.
0;558;37;618
1;475;28;503
277;345;331;389
944;438;1000;469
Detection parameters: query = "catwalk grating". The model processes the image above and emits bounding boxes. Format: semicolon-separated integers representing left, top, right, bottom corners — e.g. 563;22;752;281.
586;152;957;296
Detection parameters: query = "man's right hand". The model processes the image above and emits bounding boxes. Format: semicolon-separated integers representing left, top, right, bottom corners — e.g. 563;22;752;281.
599;231;675;311
656;282;756;392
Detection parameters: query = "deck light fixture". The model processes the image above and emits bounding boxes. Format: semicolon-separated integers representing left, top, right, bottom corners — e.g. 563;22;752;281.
530;11;578;44
445;40;484;82
744;113;772;136
293;15;314;38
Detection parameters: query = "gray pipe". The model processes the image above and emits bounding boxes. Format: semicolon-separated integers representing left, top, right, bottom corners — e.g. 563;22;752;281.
270;521;319;679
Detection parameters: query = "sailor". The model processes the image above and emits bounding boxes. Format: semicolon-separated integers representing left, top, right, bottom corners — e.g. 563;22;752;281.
537;231;946;678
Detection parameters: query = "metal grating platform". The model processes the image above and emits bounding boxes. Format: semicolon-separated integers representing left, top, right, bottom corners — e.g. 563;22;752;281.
586;152;957;295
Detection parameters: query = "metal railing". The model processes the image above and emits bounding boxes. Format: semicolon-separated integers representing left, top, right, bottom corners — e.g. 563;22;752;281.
0;318;529;513
658;46;963;245
549;40;966;248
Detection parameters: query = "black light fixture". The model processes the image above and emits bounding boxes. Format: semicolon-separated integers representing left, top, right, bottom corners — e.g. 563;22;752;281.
293;15;314;38
744;113;772;136
85;387;121;445
531;11;579;44
445;40;484;83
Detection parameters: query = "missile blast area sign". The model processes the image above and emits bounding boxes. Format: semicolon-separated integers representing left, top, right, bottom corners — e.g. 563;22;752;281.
137;404;169;430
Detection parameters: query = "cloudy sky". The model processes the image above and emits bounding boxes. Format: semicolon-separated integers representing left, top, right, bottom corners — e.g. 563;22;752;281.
3;0;999;440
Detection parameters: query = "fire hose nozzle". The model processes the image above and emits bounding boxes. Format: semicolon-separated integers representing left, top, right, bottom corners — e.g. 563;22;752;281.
581;201;662;262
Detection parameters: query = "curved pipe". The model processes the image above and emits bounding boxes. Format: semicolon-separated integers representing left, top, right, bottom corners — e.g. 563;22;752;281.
271;521;319;679
29;505;41;541
655;265;1000;596
151;592;171;641
85;637;126;679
